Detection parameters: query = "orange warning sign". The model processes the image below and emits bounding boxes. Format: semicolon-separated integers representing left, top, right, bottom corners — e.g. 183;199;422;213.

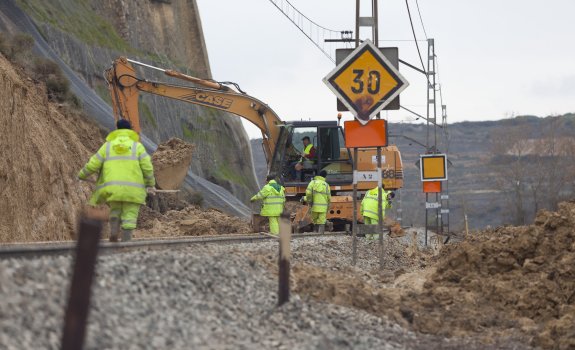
423;181;441;193
344;119;388;148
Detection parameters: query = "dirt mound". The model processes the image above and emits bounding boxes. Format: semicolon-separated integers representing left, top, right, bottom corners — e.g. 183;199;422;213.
138;205;252;237
418;202;575;348
293;202;575;349
0;54;104;242
152;138;194;190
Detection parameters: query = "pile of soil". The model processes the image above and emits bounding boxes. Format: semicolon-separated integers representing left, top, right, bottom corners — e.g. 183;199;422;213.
293;202;575;349
417;202;575;348
152;138;194;190
137;205;252;237
0;54;104;242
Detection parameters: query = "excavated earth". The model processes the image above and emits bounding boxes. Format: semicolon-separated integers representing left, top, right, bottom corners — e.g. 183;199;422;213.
137;204;252;238
282;203;575;349
151;138;194;190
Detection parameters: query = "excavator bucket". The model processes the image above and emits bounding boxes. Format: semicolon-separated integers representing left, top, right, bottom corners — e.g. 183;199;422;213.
151;138;195;190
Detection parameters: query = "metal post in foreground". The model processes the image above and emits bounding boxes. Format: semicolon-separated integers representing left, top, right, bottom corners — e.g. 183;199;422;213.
377;146;384;269
424;193;428;246
352;148;358;265
61;212;103;350
278;212;292;306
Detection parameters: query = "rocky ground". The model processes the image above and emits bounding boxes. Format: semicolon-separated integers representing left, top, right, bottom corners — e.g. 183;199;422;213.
1;235;532;350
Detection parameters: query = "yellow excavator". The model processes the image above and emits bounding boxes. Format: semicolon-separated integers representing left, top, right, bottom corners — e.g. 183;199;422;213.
105;57;403;232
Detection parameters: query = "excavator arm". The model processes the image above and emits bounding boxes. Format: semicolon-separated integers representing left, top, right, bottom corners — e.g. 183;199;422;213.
105;57;283;162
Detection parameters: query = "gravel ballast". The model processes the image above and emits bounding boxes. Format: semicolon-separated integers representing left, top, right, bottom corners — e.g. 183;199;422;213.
0;236;525;349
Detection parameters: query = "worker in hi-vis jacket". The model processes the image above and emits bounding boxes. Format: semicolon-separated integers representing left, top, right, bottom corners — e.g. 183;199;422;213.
78;119;155;242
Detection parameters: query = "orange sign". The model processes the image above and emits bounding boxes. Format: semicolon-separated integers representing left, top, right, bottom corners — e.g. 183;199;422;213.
423;181;441;193
420;154;448;181
344;119;388;148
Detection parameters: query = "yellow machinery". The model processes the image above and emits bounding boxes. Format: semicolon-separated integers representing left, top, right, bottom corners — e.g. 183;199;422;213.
105;57;403;231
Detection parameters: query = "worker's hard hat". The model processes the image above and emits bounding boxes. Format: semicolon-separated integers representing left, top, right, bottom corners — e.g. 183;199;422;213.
116;119;132;130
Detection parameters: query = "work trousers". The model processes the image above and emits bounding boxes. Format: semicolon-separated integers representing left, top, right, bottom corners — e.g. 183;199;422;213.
109;201;141;230
268;216;279;235
364;216;381;240
311;211;327;225
364;217;378;225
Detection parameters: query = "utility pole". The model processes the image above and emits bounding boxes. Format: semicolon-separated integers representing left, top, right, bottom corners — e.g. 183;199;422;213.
353;0;386;269
440;104;450;239
424;38;440;244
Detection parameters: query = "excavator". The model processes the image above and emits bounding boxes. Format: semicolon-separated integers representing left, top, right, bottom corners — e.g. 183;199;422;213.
105;57;403;232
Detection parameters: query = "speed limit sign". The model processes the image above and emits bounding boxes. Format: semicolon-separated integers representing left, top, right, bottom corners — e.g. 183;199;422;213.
323;39;409;124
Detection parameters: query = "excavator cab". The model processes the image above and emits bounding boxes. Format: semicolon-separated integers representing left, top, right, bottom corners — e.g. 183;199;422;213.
270;121;353;186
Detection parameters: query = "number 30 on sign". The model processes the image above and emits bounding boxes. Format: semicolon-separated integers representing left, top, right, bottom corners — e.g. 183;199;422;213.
323;39;409;124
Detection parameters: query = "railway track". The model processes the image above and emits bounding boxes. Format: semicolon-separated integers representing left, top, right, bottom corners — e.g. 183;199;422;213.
0;232;349;259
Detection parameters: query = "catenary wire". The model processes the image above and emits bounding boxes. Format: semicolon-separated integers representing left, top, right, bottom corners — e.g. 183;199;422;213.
415;0;429;39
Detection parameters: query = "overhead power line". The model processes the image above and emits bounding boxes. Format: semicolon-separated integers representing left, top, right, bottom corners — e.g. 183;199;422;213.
404;0;426;73
266;0;352;63
414;0;428;39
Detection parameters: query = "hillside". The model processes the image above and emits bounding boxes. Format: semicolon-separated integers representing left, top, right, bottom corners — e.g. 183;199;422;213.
251;113;575;230
1;0;258;206
0;53;104;241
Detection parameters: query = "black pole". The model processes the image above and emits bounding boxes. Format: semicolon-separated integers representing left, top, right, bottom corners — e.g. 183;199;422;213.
352;148;358;265
61;215;103;350
278;213;291;306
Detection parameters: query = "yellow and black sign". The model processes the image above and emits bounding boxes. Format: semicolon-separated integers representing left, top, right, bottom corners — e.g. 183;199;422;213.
420;154;448;182
323;39;409;124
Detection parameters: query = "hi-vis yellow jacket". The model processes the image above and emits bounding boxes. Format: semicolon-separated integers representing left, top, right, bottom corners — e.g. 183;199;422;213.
78;129;155;205
361;187;392;220
305;175;331;213
300;143;315;163
251;180;286;216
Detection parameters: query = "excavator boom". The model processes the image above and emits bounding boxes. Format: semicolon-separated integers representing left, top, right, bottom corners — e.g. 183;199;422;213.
105;57;282;162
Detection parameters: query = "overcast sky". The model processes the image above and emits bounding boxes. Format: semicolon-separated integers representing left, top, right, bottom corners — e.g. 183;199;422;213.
195;0;575;139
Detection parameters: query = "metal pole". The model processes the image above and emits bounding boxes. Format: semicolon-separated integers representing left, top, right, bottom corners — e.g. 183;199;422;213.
445;180;450;234
355;0;360;48
436;192;440;238
352;148;358;265
431;40;437;149
373;0;379;43
278;213;291;306
424;193;428;246
377;147;384;269
426;41;431;148
61;216;103;350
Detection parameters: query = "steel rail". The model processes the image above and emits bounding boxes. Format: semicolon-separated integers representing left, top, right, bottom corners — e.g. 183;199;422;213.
0;232;348;259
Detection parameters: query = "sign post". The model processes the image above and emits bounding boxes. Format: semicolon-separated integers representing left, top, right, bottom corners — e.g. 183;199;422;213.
325;33;408;268
352;148;358;265
377;146;384;269
345;120;388;266
419;154;449;245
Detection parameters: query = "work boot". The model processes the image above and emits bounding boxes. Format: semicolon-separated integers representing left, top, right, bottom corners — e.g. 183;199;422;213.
318;225;325;234
109;218;120;242
313;224;319;233
122;229;133;242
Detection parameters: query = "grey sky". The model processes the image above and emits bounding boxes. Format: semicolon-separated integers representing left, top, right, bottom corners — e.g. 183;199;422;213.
196;0;575;138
